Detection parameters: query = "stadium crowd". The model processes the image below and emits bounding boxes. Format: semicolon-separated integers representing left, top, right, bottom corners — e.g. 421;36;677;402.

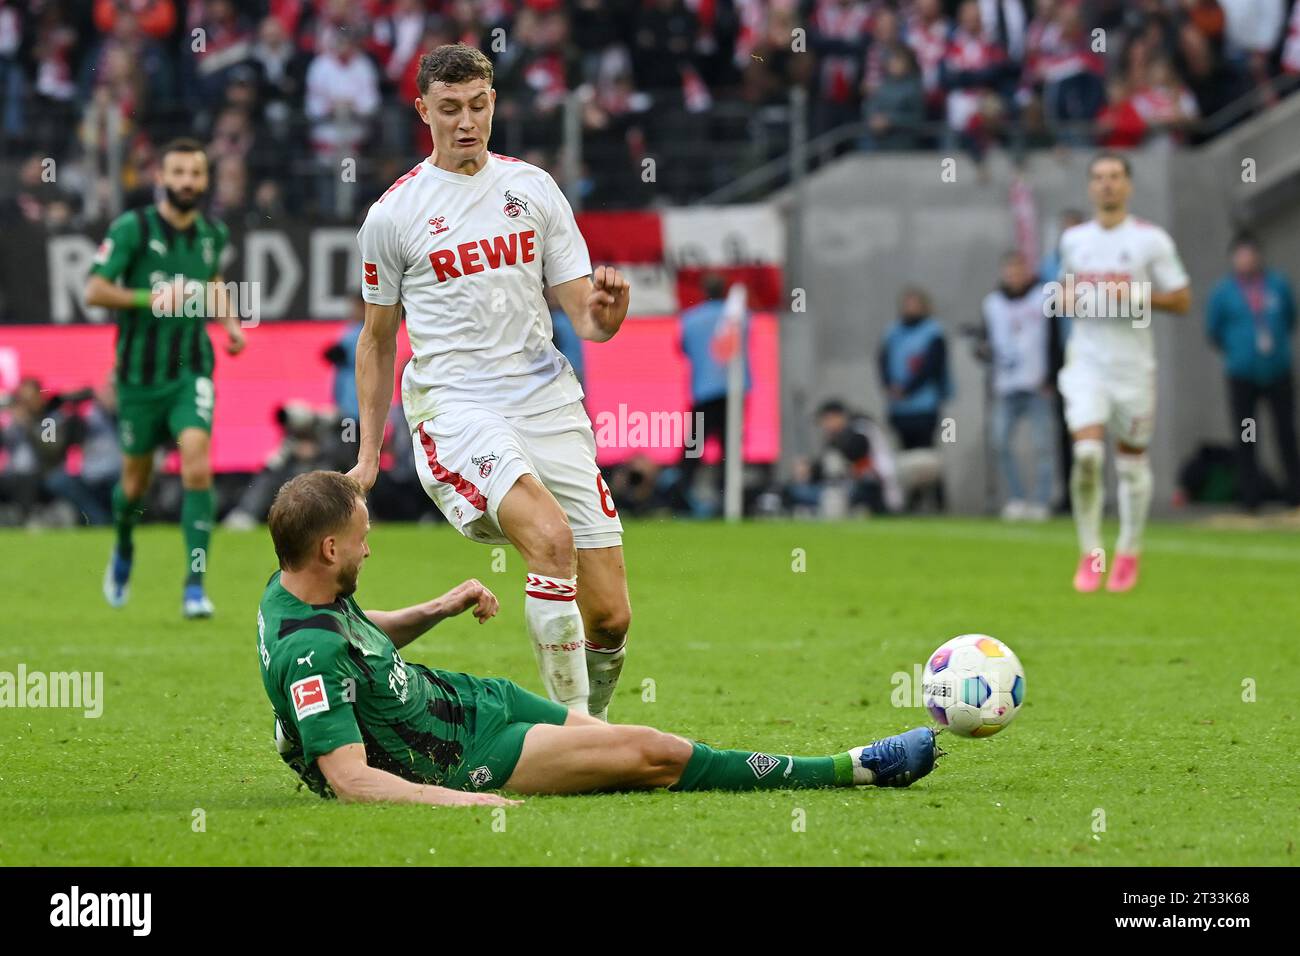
2;0;1300;225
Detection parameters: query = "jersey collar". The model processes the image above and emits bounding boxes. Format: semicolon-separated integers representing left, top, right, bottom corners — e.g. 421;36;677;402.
421;151;495;184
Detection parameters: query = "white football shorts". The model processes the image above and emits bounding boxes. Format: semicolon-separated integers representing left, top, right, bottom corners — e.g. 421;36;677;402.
1057;360;1156;449
411;399;623;548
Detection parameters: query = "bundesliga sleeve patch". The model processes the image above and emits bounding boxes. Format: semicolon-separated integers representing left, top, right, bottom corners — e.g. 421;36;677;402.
363;261;379;291
93;238;113;265
290;675;330;719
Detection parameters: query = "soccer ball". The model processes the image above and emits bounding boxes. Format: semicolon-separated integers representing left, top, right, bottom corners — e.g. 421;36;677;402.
922;634;1025;738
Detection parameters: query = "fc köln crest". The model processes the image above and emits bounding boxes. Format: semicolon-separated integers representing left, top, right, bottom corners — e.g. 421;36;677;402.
503;189;529;218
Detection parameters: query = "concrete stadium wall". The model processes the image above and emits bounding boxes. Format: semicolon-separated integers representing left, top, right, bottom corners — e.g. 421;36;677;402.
779;99;1300;515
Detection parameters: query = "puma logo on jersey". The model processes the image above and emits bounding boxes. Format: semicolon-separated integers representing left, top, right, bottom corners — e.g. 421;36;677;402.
296;651;315;667
149;239;168;255
428;230;536;283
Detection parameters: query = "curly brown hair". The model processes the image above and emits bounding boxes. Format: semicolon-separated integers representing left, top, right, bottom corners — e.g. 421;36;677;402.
416;44;494;96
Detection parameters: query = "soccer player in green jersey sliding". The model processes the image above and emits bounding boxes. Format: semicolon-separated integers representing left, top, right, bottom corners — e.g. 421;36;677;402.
85;138;246;619
258;471;941;805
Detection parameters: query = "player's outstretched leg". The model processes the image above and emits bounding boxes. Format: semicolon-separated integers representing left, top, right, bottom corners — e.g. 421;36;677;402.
1109;444;1151;592
504;722;939;795
178;427;215;618
1069;431;1106;592
104;454;152;608
499;475;590;712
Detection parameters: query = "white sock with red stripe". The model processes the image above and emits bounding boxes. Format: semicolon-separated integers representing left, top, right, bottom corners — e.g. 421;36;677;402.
585;638;626;722
524;573;589;712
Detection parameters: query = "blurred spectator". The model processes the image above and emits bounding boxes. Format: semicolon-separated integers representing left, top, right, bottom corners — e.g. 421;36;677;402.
631;0;697;105
979;0;1029;63
607;453;673;518
1130;57;1200;142
1;153;71;224
671;274;751;516
93;0;177;43
304;25;380;217
0;378;54;523
250;13;308;143
29;3;79;158
1177;21;1251;126
1218;0;1287;102
905;0;953;117
864;45;925;149
45;379;121;525
187;0;254;111
0;0;24;139
742;5;814;108
223;401;350;527
1041;207;1086;513
879;284;951;451
1095;75;1147;146
785;400;902;517
940;0;1015;159
862;7;903;101
324;294;365;424
1027;0;1106;142
979;250;1054;521
1205;233;1300;510
808;0;872;136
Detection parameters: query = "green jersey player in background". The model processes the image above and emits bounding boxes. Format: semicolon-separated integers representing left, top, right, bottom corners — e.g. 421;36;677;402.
85;138;246;619
258;471;940;803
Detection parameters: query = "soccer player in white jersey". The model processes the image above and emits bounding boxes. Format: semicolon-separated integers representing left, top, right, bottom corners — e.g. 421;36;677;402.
348;45;632;718
1056;153;1191;592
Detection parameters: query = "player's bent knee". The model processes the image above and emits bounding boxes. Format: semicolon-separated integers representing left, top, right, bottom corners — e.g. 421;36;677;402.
586;604;631;645
634;728;692;787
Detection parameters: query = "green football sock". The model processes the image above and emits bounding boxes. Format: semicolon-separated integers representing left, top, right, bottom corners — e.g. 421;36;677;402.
181;487;214;587
111;483;145;561
669;742;855;791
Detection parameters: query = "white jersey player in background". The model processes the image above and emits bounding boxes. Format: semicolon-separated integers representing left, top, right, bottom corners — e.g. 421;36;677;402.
1057;153;1191;592
349;45;632;718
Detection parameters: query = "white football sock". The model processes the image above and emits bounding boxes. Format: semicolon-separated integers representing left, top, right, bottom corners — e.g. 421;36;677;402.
845;746;875;785
1070;439;1106;558
524;573;589;712
585;637;626;721
1115;451;1152;555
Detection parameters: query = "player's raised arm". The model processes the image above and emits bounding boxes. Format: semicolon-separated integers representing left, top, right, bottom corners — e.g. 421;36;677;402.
317;743;520;807
552;265;631;343
365;579;500;648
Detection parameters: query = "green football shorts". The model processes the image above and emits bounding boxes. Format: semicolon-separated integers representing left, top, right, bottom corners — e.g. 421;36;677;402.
116;374;215;455
438;672;569;791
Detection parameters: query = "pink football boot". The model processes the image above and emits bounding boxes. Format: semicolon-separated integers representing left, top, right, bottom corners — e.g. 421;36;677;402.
1106;553;1140;592
1073;554;1103;593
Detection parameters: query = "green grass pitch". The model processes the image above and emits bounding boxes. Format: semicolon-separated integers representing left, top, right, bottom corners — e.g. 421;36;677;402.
1;517;1296;866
